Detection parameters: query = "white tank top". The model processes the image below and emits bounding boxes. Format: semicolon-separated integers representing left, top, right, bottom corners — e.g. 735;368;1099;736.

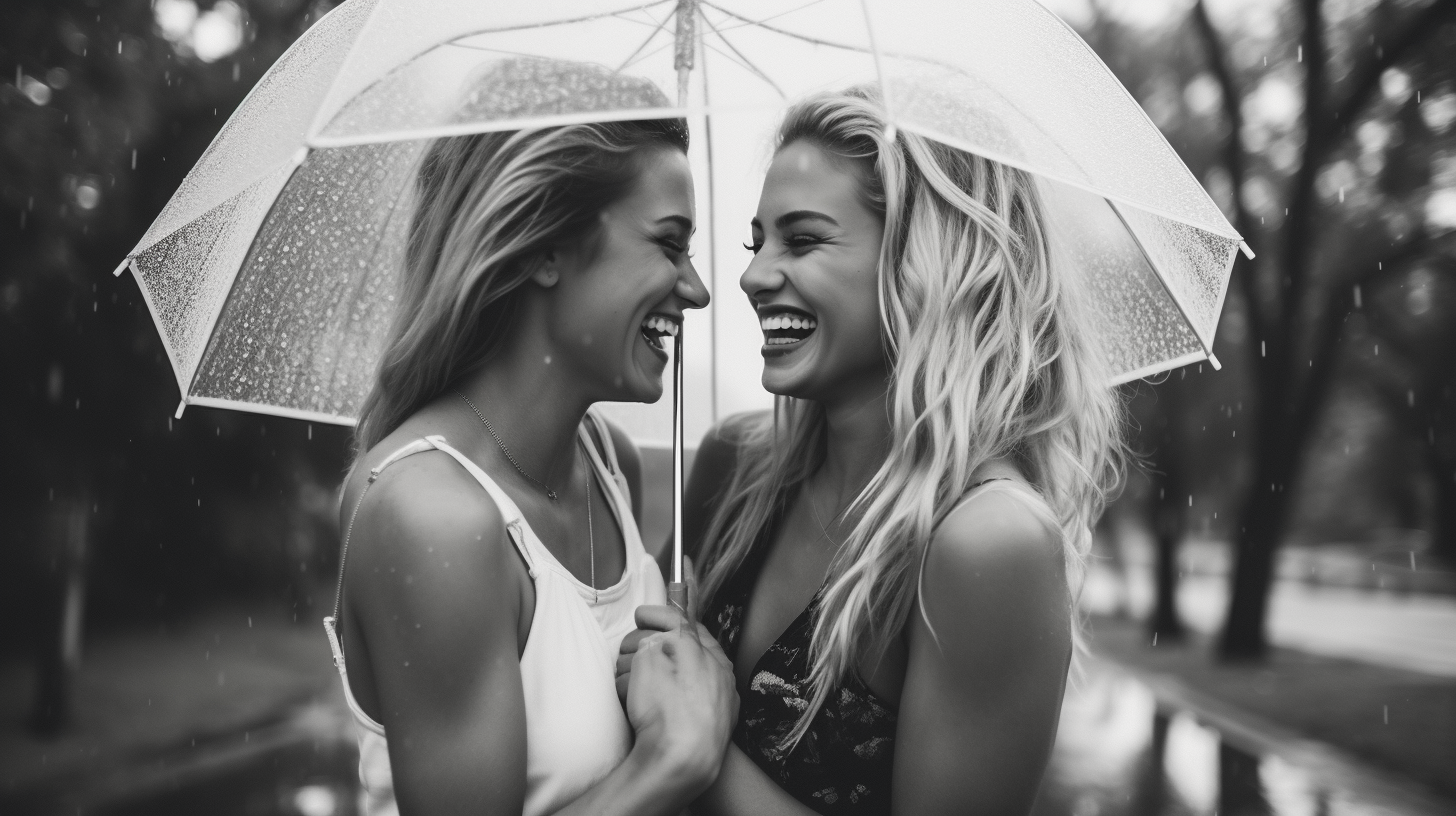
322;412;666;816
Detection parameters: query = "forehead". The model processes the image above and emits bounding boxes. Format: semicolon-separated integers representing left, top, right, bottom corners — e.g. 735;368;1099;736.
759;140;868;219
609;147;694;221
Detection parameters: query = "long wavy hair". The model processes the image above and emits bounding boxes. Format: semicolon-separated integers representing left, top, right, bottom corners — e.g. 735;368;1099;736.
354;117;688;454
696;88;1123;748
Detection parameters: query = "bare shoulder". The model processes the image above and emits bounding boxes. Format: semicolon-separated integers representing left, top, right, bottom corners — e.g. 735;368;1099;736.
929;487;1063;585
347;450;518;622
919;486;1070;668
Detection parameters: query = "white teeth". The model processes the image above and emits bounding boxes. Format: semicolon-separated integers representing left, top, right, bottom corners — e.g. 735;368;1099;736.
758;314;817;332
641;315;679;337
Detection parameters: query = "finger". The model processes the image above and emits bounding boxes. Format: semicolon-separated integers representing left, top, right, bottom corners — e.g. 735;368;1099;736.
616;671;629;703
619;628;652;655
634;604;687;633
616;652;635;677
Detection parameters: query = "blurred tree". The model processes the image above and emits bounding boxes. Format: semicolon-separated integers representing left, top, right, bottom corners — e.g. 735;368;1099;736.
1186;0;1456;658
0;0;351;732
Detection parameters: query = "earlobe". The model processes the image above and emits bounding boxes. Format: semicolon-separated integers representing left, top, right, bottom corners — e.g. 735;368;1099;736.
529;252;560;288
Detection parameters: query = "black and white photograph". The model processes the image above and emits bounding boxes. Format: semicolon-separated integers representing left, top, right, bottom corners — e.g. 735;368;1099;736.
1;0;1454;814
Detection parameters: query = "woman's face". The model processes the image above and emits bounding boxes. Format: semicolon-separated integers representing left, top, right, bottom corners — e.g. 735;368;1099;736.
546;147;708;403
741;140;888;403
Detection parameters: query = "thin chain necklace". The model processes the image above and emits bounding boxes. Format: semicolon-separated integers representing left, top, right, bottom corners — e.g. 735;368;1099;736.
456;391;598;600
805;477;861;548
456;391;560;500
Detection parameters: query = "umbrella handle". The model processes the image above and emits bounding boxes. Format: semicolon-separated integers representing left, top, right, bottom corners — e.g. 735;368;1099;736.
669;329;688;620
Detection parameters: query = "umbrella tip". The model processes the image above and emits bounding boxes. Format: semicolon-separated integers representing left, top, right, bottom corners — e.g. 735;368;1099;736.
113;258;132;277
1208;353;1222;371
175;399;188;420
1239;241;1255;260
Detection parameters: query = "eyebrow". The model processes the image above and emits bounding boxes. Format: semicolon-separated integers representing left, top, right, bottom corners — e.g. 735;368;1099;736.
655;215;694;234
750;210;841;232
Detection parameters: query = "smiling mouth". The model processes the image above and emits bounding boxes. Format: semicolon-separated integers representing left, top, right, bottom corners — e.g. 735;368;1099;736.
759;312;817;346
641;314;679;351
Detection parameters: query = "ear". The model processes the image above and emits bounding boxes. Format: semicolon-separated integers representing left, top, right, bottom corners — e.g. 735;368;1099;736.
528;250;560;288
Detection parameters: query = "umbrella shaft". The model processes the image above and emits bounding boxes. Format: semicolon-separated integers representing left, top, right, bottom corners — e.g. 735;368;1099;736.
672;331;684;585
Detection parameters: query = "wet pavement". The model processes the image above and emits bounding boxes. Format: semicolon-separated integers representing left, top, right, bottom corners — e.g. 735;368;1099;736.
63;657;1448;816
1034;661;1451;816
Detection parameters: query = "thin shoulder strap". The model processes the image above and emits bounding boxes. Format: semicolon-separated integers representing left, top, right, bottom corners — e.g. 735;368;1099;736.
583;409;620;475
329;438;439;626
582;409;635;513
421;435;538;577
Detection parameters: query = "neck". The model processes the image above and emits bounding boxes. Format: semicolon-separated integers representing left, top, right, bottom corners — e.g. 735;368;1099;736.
814;375;892;509
453;327;589;491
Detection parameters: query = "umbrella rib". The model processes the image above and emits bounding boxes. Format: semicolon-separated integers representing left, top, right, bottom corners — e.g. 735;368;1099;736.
699;41;783;100
613;7;676;73
711;0;828;33
452;0;675;35
1106;198;1215;356
698;11;787;99
698;0;869;53
619;39;678;73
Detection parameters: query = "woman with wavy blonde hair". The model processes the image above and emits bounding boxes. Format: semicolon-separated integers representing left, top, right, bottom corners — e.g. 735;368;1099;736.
623;87;1122;815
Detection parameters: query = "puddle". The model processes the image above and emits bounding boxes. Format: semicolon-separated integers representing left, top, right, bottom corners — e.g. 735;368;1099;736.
1034;664;1443;816
80;658;1446;816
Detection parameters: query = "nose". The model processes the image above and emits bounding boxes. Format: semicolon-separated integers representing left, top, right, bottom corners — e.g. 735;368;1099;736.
738;248;783;305
676;255;710;310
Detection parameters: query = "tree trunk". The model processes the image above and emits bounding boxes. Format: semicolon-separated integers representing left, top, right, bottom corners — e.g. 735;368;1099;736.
1221;354;1297;659
29;497;89;736
1148;386;1187;644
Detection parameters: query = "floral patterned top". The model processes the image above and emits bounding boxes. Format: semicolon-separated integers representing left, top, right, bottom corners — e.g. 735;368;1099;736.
702;510;898;815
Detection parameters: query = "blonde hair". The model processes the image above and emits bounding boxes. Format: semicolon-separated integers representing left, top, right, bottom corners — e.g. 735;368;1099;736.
354;118;687;453
697;88;1123;748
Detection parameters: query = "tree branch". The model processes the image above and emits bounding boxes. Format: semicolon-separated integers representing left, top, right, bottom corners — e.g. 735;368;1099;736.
1190;0;1264;343
1281;233;1456;485
1329;0;1456;138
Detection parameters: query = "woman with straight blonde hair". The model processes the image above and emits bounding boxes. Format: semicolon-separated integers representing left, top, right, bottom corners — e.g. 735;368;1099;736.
326;105;738;815
623;87;1123;815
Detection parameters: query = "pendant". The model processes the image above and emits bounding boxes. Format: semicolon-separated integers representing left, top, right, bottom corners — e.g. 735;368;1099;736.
547;489;558;501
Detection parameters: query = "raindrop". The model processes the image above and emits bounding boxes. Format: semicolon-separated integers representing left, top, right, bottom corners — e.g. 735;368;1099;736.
1353;285;1361;308
1407;390;1414;407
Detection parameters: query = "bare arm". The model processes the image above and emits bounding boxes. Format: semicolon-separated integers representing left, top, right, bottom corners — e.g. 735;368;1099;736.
892;489;1072;815
350;456;730;816
349;460;531;814
692;745;820;816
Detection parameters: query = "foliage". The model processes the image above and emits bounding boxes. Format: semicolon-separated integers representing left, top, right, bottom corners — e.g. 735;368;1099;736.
1073;0;1456;656
0;0;352;649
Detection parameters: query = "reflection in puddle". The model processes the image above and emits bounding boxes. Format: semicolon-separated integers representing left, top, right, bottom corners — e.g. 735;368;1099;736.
1034;663;1429;816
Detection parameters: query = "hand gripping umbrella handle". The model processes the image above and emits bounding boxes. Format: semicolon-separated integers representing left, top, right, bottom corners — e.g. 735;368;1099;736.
668;329;689;620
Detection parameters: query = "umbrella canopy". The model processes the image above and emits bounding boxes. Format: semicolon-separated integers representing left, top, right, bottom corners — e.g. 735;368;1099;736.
117;0;1246;437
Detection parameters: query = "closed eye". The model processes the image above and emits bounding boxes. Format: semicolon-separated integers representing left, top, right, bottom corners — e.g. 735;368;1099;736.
785;234;827;251
657;236;690;255
743;240;762;254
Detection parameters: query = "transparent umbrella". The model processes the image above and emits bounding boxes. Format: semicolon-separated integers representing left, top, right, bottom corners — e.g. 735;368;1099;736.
116;0;1248;603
